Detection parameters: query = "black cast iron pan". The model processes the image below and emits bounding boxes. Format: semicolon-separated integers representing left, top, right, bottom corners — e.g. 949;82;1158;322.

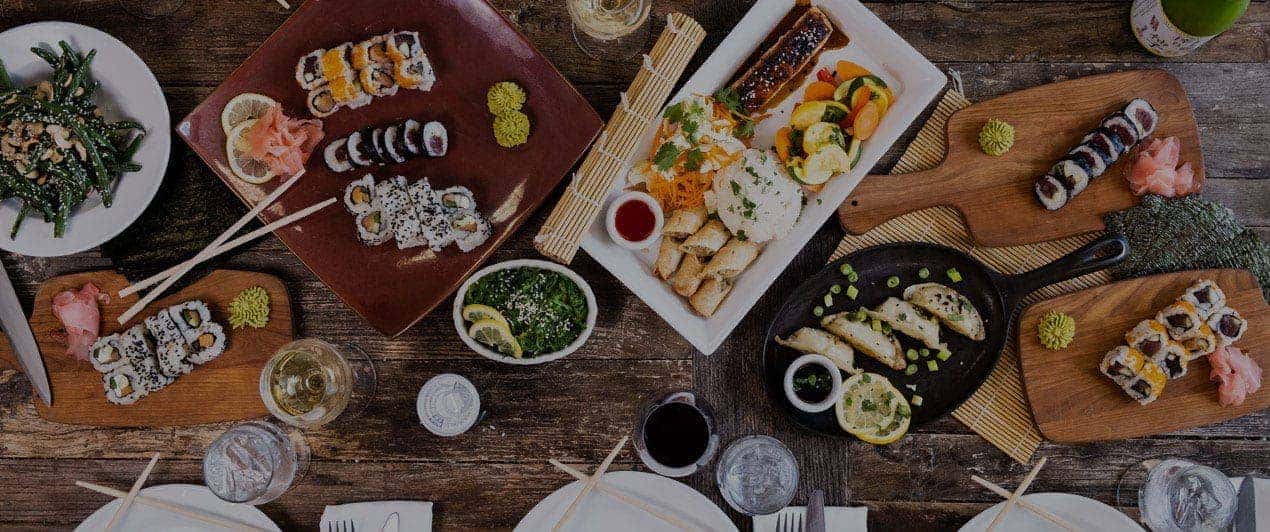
762;234;1128;434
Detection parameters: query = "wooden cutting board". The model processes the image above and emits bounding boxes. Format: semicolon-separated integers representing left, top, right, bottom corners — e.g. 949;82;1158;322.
837;70;1203;247
0;270;292;427
1018;269;1268;443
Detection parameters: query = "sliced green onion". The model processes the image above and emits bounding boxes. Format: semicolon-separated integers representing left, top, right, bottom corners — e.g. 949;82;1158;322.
846;285;859;300
813;306;825;317
823;294;833;307
905;349;918;361
880;322;892;334
839;263;854;275
937;350;952;361
886;276;900;288
852;309;868;322
904;365;919;376
918;267;930;279
830;284;842;294
919;348;930;357
926;360;939;372
912;395;924;406
847;271;859;283
947;268;963;283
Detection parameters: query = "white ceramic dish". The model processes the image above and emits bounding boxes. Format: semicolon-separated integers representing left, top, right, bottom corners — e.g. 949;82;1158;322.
453;259;597;365
516;470;738;532
0;21;169;257
605;190;664;250
76;483;280;531
784;353;844;412
959;493;1140;531
579;0;945;354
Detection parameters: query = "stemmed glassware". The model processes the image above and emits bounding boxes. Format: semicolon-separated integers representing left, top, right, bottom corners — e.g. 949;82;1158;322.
564;0;653;57
259;338;377;429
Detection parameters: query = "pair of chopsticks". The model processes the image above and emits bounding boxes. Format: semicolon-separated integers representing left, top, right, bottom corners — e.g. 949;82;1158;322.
971;457;1077;531
79;452;270;531
548;436;697;532
115;170;335;324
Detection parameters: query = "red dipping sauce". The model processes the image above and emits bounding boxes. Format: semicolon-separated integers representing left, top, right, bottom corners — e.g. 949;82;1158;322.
614;199;657;243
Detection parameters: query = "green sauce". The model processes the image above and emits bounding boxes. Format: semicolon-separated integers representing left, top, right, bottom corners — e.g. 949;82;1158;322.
464;268;589;356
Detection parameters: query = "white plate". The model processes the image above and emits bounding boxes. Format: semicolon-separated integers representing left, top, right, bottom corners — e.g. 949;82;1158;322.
516;470;737;532
76;483;280;532
0;21;169;257
959;493;1141;532
579;0;945;354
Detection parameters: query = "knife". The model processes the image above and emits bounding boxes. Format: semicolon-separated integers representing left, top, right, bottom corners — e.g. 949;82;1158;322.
1233;475;1257;532
0;260;49;405
806;489;826;532
380;512;399;532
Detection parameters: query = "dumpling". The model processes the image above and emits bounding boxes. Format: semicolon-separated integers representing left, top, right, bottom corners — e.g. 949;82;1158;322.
902;283;986;341
865;297;946;351
775;327;860;374
820;312;906;371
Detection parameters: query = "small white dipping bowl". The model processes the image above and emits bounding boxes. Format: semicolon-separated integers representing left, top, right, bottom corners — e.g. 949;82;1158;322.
453;259;597;365
605;191;664;250
783;354;844;413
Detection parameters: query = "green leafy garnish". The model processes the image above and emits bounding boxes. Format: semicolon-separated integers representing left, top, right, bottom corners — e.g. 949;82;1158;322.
653;142;681;171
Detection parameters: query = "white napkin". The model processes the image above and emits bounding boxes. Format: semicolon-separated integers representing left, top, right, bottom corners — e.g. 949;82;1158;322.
319;501;433;532
752;506;868;532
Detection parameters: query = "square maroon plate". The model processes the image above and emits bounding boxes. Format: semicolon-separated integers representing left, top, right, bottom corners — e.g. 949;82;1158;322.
177;0;602;335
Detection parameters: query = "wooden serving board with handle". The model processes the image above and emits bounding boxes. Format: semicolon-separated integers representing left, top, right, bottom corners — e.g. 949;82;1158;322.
838;70;1203;247
1018;269;1267;443
0;269;292;427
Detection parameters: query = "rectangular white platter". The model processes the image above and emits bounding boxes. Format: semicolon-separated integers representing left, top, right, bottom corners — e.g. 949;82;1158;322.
580;0;946;354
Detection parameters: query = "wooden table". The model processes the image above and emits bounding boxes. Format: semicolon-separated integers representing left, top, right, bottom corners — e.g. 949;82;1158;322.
0;1;1266;530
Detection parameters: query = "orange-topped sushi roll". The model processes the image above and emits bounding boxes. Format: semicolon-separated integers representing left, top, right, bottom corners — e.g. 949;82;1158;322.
1123;359;1168;405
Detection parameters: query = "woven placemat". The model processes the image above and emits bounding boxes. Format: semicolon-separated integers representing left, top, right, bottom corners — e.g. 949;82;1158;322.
829;89;1113;464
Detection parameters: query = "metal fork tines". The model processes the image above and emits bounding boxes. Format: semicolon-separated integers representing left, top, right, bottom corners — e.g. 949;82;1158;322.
776;510;805;532
326;520;356;532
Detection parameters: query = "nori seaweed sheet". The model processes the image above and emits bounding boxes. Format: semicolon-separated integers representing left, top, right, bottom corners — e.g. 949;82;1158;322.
1104;194;1270;300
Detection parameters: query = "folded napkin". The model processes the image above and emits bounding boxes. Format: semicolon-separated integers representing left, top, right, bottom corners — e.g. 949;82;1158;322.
320;501;433;532
752;506;867;532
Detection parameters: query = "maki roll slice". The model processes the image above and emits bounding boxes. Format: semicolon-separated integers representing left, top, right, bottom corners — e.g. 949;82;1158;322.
344;174;378;214
1150;341;1192;379
382;125;409;164
1180;279;1226;319
450;211;492;253
1066;145;1108;179
104;365;146;405
145;310;186;347
1034;173;1068;210
188;323;227;365
394;56;436;91
347;129;377;167
1125;319;1170;359
1122;359;1168;405
324;138;353;173
1206;306;1247;348
371;127;391;165
1156;300;1203;340
294;49;326;90
358;63;399;98
1182;324;1218;358
400;119;423;157
1051;159;1090;196
388;31;424;63
145;312;193;378
1100;345;1146;386
421;121;448;157
306;86;339;118
438;186;475;212
89;334;125;374
380;177;427;249
1083;130;1122;167
1100;112;1140;151
169;301;212;343
1123;98;1158;139
355;209;391;245
121;326;172;392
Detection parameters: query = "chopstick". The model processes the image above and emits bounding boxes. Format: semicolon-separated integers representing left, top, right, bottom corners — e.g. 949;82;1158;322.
552;436;627;531
970;475;1077;531
118;196;336;298
104;452;160;531
549;459;695;531
984;457;1047;532
274;0;291;8
76;481;270;531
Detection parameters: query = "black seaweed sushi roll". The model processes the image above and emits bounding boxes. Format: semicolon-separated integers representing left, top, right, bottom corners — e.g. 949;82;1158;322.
421;121;447;157
401;119;422;157
1123;98;1158;139
371;127;390;165
1101;112;1140;151
383;125;408;164
1051;159;1090;195
1084;131;1120;167
1066;145;1108;178
1097;128;1128;157
1034;173;1068;210
324;138;353;173
347;129;376;167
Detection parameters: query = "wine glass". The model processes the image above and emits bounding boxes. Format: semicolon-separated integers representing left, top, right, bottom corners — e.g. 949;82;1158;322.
564;0;653;58
259;339;377;429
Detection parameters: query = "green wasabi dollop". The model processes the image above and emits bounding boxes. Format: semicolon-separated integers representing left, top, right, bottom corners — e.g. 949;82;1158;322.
229;286;270;329
1037;310;1075;350
978;118;1015;156
487;81;526;116
493;110;530;148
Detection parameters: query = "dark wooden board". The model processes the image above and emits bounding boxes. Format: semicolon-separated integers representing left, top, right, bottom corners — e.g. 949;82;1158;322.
1019;269;1268;443
0;270;292;427
838;70;1204;247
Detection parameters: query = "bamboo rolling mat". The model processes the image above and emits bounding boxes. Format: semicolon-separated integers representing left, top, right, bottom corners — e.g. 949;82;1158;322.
534;13;706;264
830;89;1114;464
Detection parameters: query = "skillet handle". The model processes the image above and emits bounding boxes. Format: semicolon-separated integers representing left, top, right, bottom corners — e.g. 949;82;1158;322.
1005;234;1129;300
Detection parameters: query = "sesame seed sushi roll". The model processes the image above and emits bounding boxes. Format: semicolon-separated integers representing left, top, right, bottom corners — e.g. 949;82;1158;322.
393;55;435;91
355;209;391;245
1125;319;1170;359
1206;306;1247;348
168;301;211;343
1066;145;1107;178
146;310;186;347
1180;279;1226;319
89;334;125;374
1182;324;1218;358
187;323;227;365
154;338;193;378
344;174;378;214
1150;340;1192;379
306;85;339;118
420;121;448;157
1051;159;1090;196
121;326;172;392
324;138;353;173
381;178;426;249
1122;359;1167;405
1123;98;1158;139
1100;112;1140;151
1157;300;1203;340
1100;345;1146;387
387;31;423;63
1034;173;1068;210
295;49;326;90
451;211;492;253
104;365;146;405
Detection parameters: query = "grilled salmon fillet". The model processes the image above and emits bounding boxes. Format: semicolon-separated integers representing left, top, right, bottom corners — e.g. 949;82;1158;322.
729;7;835;115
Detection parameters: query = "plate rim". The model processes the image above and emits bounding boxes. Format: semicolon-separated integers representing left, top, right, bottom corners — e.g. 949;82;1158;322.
515;470;738;531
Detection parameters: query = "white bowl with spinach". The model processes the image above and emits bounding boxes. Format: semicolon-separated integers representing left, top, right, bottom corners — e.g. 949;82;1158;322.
453;259;597;364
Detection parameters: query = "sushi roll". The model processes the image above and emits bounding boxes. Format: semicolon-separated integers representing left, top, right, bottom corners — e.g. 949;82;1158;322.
358;64;399;98
387;31;424;63
294;49;326;90
320;44;362;106
1100;112;1140;151
121;326;172;392
1180;279;1226;319
1182;324;1218;358
1122;359;1168;405
1100;345;1146;386
1124;319;1170;359
394;56;436;91
1034;174;1068;210
420;120;447;157
1156;300;1203;340
1206;306;1247;348
438;186;474;212
89;334;125;374
344;174;378;214
451;211;492;252
146;310;186;347
382;125;409;164
371;127;391;165
1051;159;1090;196
324;138;353;173
349;38;376;71
347;129;377;167
1123;98;1158;139
1066;145;1108;178
1097;128;1128;157
1084;131;1122;166
355;209;391;245
188;323;227;365
154;339;193;378
380;178;427;248
400;119;423;157
168;301;212;343
1150;341;1192;379
306;85;339;118
104;365;146;405
366;35;394;67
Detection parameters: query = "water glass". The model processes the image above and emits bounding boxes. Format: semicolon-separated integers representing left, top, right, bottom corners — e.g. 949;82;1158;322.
715;435;799;516
1138;458;1237;531
203;421;310;505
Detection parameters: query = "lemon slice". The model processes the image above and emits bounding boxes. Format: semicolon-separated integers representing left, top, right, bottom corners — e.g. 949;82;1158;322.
225;119;275;184
462;304;508;327
835;373;911;445
221;93;277;135
468;319;523;358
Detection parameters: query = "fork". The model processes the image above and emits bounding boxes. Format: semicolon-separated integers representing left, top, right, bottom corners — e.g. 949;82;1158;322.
776;510;805;532
326;520;356;532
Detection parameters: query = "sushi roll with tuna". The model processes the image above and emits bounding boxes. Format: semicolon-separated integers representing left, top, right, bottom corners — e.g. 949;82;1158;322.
344;175;378;214
188;323;227;365
420;121;447;157
1034;173;1068;210
1180;279;1226;319
1125;319;1170;359
358;63;399;98
121;326;172;392
382;125;409;164
380;177;427;249
1150;340;1192;379
324;138;353;173
1123;98;1158;139
1065;145;1108;179
89;334;126;373
1100;345;1147;386
1182;324;1218;358
1051;159;1090;196
104;365;146;405
1083;130;1123;167
450;211;492;253
306;86;339;118
394;56;436;91
346;129;377;167
371;128;391;165
1122;359;1168;405
295;49;326;90
1100;112;1140;151
400;119;423;157
168;301;212;343
1157;300;1203;340
1206;306;1247;348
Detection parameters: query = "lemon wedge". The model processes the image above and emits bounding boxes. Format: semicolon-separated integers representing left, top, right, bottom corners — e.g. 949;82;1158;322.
468;319;522;358
225;119;275;184
835;373;911;445
462;304;508;327
221;93;277;135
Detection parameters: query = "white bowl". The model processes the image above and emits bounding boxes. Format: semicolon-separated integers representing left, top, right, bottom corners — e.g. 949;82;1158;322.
453;259;597;365
783;354;844;412
605;191;664;250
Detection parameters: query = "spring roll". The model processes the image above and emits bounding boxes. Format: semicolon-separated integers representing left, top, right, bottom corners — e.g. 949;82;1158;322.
671;254;706;297
690;277;732;317
700;238;760;280
655;238;685;280
663;204;708;239
679;219;729;257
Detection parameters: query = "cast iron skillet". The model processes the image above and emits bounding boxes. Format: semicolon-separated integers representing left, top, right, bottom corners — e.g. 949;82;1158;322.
762;234;1129;433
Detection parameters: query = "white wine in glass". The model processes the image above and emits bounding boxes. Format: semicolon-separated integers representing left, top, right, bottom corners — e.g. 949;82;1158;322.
565;0;652;55
260;339;376;429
